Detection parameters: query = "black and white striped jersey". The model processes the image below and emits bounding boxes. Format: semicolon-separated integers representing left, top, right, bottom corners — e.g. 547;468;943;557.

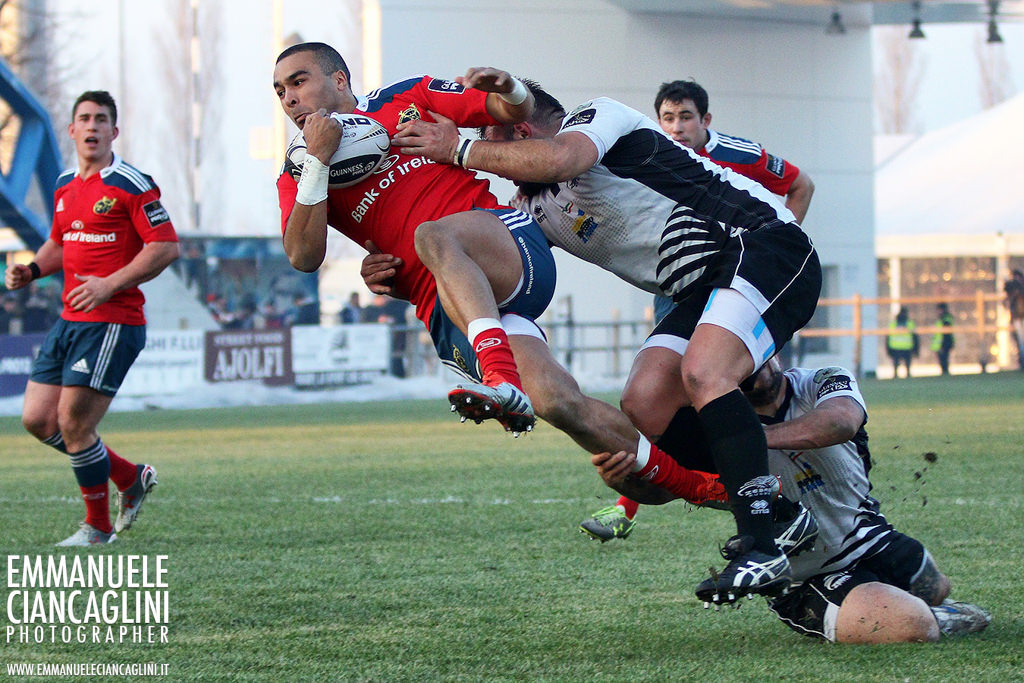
766;367;897;583
512;97;802;302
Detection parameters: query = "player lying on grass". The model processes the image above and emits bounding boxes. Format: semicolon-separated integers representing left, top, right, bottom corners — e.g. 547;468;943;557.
591;357;990;642
383;80;821;603
276;42;727;508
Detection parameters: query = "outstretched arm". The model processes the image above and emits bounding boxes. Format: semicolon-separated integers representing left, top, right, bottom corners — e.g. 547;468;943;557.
393;111;598;184
763;396;865;451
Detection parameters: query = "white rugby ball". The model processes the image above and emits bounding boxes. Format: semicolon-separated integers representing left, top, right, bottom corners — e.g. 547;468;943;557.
285;113;390;189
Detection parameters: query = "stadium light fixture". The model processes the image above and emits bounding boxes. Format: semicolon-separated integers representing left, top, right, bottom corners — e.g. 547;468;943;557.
987;1;1004;43
826;10;846;35
908;1;925;39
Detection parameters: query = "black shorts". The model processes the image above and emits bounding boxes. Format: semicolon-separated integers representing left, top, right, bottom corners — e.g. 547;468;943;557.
652;223;821;356
767;532;927;642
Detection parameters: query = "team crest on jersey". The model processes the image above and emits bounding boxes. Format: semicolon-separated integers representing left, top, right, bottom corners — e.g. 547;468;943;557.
813;367;843;383
93;197;117;215
766;154;786;178
399;103;421;124
562;108;596;129
427;78;465;94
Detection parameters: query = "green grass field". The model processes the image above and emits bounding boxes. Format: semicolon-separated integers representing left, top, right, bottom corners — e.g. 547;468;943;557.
1;373;1022;682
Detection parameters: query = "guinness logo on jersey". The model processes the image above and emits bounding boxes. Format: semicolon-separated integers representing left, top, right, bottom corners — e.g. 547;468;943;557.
93;196;117;215
766;154;786;178
398;103;421;124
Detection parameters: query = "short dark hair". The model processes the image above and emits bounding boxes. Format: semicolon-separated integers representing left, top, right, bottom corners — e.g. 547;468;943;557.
277;42;350;82
654;80;709;118
72;90;117;125
523;79;565;126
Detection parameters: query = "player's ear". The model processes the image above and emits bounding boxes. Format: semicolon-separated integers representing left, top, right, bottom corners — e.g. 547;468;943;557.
703;112;712;128
512;122;532;140
111;125;119;141
333;70;350;92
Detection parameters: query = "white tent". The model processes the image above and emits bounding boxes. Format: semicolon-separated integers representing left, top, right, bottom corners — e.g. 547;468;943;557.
876;92;1024;258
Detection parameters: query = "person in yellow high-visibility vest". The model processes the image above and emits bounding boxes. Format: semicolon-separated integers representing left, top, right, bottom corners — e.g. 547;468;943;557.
886;307;917;379
931;303;955;375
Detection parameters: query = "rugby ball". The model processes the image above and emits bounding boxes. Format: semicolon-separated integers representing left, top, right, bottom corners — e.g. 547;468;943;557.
285;113;390;189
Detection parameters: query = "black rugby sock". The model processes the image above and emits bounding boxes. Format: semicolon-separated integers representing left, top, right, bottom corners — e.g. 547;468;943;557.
654;406;716;474
697;390;776;554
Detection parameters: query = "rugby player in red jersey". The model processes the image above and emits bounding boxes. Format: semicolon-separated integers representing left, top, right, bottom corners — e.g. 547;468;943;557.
274;42;723;507
5;91;178;546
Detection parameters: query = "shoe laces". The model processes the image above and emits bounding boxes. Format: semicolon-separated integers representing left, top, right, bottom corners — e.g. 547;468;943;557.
592;506;627;524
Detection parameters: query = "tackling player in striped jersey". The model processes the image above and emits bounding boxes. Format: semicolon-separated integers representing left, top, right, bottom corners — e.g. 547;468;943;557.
5;91;178;546
595;358;991;642
587;78;818;543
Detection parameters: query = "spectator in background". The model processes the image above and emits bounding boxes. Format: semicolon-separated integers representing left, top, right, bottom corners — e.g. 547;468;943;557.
22;282;55;332
0;295;20;334
340;291;362;324
886;307;918;379
364;293;412;377
255;300;284;329
931;303;955;376
287;293;320;326
1005;269;1024;370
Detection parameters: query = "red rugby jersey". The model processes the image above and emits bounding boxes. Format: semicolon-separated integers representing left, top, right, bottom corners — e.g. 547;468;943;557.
277;75;504;325
51;154;178;325
696;129;800;197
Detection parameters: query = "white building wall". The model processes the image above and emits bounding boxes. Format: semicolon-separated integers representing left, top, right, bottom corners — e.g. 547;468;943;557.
375;0;877;372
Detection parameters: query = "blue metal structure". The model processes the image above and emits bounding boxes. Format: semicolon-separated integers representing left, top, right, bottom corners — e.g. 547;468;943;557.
0;56;62;250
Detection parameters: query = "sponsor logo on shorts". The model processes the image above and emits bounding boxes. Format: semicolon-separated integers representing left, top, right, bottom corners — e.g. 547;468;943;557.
427;78;465;94
766;154;786;178
817;376;852;399
93;196;117;215
736;475;778;498
823;572;853;592
143;200;170;227
398;103;421;123
71;358;91;375
452;345;469;373
562;108;596;129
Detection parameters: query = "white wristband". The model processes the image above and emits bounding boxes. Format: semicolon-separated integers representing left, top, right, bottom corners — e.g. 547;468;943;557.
453;136;475;168
498;78;528;106
295;154;330;206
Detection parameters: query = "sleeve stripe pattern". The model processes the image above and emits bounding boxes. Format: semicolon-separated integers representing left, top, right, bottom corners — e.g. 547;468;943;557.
714;132;763;156
361;76;424;113
56;168;76;189
113;163;155;193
